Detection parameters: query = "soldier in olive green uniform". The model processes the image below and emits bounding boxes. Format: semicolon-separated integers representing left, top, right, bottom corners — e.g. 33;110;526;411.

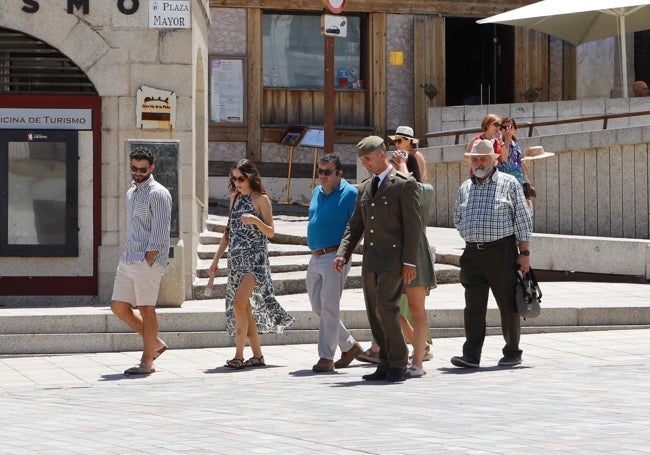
334;136;421;383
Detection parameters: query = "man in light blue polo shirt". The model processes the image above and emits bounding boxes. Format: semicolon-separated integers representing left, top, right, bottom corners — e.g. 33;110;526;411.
307;154;362;372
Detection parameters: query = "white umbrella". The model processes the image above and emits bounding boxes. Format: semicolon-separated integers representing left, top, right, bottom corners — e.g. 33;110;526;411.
477;0;650;97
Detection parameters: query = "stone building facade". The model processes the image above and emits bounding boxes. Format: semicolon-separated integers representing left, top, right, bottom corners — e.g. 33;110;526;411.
0;0;644;307
0;0;210;306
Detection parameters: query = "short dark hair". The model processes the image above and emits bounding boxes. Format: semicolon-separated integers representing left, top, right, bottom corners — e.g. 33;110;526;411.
319;153;342;171
130;146;154;165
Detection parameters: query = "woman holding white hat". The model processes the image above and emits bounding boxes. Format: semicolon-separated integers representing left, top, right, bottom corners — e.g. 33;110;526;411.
497;117;531;213
497;117;525;186
389;125;428;182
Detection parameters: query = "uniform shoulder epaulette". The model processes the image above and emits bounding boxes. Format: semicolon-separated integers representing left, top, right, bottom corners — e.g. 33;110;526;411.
395;171;412;180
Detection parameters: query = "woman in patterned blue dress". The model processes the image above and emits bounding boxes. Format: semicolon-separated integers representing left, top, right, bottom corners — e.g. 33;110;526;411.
497;117;533;213
496;117;525;185
209;159;295;369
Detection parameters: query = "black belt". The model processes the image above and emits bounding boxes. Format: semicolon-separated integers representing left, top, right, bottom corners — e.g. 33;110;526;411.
465;235;515;250
312;245;339;256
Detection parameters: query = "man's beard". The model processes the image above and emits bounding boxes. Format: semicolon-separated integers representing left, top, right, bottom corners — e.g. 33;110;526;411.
472;165;494;179
132;172;151;183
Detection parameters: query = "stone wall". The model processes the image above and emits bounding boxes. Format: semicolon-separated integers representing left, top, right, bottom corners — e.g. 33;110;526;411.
422;101;650;240
0;1;211;303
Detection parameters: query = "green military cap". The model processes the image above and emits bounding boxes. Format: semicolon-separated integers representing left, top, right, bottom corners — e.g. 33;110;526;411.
356;135;385;157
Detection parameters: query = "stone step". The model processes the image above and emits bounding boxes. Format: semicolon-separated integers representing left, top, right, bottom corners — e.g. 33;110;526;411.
196;242;313;260
195;254;365;278
2;324;649;355
206;217;308;246
191;263;461;300
194;216;458;302
193;267;363;300
3;281;650;354
199;230;222;245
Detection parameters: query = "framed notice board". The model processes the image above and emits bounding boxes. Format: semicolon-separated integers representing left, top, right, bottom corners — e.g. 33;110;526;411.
279;125;306;146
299;127;325;148
209;56;246;124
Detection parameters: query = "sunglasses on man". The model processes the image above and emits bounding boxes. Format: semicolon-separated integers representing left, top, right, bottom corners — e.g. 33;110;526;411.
317;168;339;176
130;165;150;174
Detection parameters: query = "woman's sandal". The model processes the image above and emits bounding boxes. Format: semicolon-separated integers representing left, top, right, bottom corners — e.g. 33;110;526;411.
244;356;266;367
224;358;245;369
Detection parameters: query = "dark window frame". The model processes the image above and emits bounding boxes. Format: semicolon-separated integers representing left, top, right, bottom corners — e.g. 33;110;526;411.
0;129;78;257
262;11;366;90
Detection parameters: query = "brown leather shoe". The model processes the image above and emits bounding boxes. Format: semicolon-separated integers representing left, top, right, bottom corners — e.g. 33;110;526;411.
334;342;363;369
312;358;334;372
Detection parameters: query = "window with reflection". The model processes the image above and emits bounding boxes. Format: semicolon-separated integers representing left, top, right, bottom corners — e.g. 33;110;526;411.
263;14;363;89
1;130;78;256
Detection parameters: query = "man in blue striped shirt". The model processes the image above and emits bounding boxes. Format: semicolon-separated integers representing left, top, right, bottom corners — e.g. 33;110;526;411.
111;147;172;376
451;139;532;369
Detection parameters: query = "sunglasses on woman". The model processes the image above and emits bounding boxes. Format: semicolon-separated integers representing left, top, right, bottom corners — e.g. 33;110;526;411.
230;175;247;183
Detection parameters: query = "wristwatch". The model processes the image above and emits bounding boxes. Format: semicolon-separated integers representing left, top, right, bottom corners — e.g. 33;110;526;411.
519;250;530;256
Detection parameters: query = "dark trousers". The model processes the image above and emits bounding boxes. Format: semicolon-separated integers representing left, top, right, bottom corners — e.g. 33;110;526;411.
459;237;522;363
362;270;408;369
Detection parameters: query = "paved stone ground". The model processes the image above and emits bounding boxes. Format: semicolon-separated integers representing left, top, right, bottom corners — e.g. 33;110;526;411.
2;329;650;454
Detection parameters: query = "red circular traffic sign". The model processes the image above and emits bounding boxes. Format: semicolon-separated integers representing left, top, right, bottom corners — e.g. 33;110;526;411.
323;0;347;14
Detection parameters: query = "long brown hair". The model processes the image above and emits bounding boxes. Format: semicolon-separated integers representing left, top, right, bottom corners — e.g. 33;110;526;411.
501;116;519;142
229;159;267;194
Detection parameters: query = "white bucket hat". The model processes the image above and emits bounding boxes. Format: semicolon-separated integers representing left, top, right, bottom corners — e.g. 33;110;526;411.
388;126;419;145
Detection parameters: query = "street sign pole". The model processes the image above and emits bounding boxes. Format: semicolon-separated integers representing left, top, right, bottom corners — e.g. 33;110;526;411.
324;35;335;154
322;0;346;154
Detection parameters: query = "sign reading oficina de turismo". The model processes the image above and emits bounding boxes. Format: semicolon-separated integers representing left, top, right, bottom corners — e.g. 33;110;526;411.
149;1;191;29
0;109;92;130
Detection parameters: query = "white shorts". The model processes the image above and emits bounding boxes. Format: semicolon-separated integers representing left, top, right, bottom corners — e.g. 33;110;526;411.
111;260;166;307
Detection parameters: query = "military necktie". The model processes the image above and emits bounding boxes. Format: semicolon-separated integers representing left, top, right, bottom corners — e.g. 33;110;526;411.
372;175;380;196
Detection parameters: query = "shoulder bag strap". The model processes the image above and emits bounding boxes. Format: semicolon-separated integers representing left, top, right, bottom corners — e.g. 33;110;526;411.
224;192;240;235
521;161;532;184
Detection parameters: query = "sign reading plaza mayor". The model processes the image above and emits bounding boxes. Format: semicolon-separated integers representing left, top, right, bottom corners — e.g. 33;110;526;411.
149;1;191;29
0;109;92;130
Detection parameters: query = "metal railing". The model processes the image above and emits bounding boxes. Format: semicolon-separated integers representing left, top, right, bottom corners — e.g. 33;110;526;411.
423;110;650;145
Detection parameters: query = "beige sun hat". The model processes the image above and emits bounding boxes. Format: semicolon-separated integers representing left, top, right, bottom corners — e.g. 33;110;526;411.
388;126;419;145
464;139;500;157
522;146;555;161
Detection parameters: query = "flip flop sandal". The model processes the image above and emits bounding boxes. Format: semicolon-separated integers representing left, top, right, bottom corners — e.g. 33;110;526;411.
153;346;168;360
124;363;155;375
244;356;266;367
224;358;245;369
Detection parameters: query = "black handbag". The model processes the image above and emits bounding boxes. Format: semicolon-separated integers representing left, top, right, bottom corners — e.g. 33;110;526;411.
521;164;537;199
523;182;536;198
514;268;542;319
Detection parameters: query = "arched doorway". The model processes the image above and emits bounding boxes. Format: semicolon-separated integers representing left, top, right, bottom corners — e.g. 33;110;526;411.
0;27;102;297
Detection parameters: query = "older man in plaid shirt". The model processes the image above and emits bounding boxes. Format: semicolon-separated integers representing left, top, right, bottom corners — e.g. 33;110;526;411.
451;139;532;369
